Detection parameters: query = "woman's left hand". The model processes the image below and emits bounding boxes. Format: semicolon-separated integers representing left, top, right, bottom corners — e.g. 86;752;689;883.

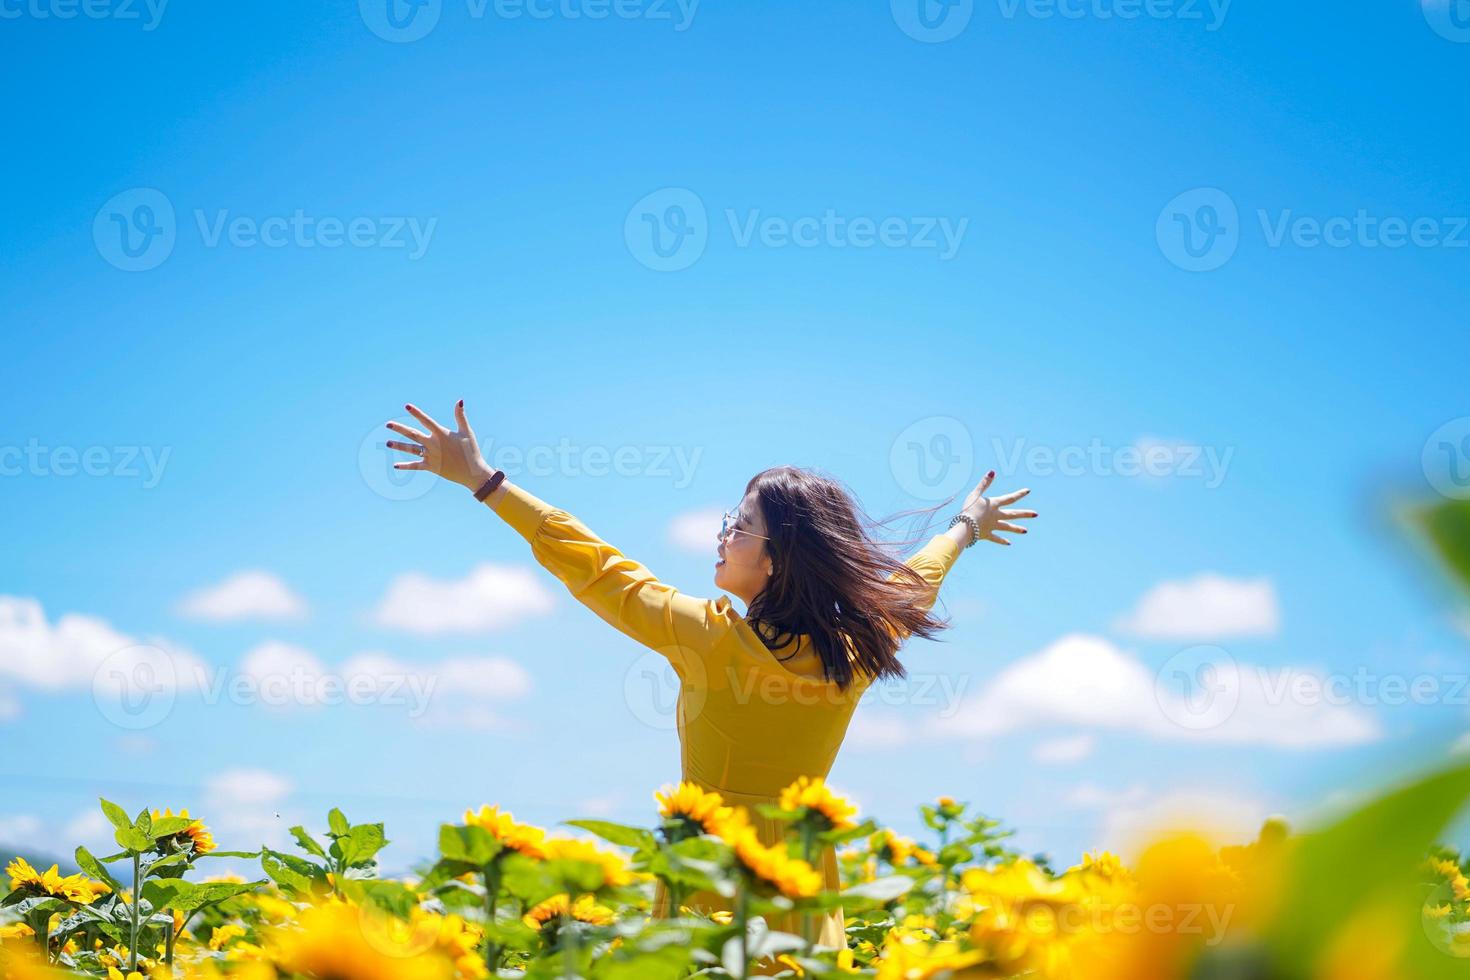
385;400;492;490
961;470;1037;546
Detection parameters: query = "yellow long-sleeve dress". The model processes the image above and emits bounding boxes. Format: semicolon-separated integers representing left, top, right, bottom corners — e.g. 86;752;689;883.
488;481;962;957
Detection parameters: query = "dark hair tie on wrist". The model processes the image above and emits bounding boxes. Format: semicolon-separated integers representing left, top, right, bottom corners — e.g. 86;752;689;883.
473;470;506;501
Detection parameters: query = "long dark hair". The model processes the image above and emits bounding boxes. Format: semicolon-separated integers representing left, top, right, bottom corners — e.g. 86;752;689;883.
742;465;954;690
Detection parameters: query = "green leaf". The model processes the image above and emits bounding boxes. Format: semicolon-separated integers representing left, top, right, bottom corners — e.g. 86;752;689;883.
144;852;191;877
838;875;914;902
1407;497;1470;595
290;826;327;859
149;816;193;837
134;807;153;833
563;820;656;851
99;798;132;832
114;826;154;853
142;879;263;915
75;846;123;893
198;850;262;859
340;879;418;918
438;824;503;866
260;850;328;897
1266;757;1470;978
327;808;350;837
333;823;388;869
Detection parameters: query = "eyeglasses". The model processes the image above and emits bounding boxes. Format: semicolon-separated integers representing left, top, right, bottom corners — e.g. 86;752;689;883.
718;509;770;544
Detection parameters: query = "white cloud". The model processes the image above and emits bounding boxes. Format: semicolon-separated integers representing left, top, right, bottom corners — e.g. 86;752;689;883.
373;565;556;634
236;642;531;723
177;571;308;622
196;768;297;857
1115;574;1280;640
927;633;1380;749
1032;734;1096;765
340;652;532;701
0;596;205;694
206;768;293;807
0;810;112;859
240;641;330;707
1064;782;1149;810
668;508;725;554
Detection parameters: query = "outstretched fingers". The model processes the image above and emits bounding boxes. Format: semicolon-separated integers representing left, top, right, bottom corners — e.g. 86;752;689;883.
992;487;1031;505
386;420;429;444
404;402;447;434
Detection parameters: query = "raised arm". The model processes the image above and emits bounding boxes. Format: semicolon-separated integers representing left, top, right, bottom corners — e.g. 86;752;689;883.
386;401;732;677
889;470;1037;623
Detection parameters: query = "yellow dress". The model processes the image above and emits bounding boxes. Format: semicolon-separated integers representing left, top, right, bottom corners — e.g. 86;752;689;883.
489;482;962;962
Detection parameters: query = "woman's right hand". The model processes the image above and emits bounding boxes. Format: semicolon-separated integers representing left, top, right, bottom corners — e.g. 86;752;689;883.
960;470;1036;546
385;400;494;490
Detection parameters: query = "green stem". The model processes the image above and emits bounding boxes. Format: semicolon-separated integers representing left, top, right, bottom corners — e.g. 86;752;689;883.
799;822;817;952
165;915;177;968
735;880;751;980
483;862;502;973
34;912;50;963
128;853;141;974
562;903;579;980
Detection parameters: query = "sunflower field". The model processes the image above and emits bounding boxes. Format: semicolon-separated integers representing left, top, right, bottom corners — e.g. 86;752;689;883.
4;502;1468;980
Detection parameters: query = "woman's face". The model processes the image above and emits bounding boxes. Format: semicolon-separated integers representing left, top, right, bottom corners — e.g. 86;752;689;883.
713;488;773;603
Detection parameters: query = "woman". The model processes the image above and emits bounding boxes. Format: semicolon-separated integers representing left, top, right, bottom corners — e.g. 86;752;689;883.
385;401;1035;958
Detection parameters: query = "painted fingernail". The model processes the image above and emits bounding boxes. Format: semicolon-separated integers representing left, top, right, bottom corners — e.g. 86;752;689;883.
987;470;996;479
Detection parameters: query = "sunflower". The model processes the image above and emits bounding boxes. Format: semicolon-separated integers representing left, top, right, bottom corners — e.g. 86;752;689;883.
269;900;455;980
542;837;634;888
150;808;216;856
4;857;109;905
873;829;938;868
521;893;616;930
710;808;823;900
656;781;733;835
778;776;858;831
462;805;548;860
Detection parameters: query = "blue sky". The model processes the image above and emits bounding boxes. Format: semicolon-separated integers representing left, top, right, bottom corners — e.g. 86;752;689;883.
3;0;1470;874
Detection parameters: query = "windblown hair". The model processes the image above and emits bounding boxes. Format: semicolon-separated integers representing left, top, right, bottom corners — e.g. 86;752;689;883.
742;465;953;691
